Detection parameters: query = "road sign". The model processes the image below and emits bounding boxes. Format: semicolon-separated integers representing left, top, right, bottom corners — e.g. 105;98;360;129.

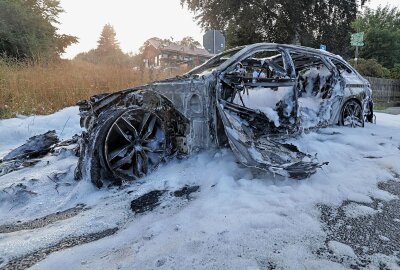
351;32;364;47
320;44;327;51
203;30;225;54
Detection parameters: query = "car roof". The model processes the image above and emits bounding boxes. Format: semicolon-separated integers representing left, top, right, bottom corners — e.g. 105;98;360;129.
216;43;343;72
242;43;339;57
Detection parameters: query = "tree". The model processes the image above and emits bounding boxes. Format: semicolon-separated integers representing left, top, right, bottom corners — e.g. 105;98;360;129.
181;0;366;56
352;6;400;68
0;0;77;61
97;24;121;54
75;24;132;66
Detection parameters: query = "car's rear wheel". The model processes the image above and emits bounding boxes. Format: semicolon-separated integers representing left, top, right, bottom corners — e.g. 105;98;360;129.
104;108;167;181
340;99;364;128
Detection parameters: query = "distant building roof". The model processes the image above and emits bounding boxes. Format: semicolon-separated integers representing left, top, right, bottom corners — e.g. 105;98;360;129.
147;38;214;58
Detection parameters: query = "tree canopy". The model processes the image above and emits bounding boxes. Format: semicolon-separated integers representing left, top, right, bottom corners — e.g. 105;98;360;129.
0;0;77;61
181;0;366;56
352;6;400;68
75;24;133;66
97;24;121;54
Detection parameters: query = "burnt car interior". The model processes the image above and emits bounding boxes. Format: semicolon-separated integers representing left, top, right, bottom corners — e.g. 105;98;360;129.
216;49;323;179
219;49;297;133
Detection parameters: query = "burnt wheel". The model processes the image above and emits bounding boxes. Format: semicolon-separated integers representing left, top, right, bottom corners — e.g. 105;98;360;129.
104;108;167;181
341;100;364;128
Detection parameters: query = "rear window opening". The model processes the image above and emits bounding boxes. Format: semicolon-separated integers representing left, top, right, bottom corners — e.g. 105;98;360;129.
329;57;363;85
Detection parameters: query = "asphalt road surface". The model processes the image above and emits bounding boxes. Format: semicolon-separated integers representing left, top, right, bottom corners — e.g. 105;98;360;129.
319;177;400;269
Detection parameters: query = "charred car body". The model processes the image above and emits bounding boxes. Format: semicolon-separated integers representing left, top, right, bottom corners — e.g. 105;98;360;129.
76;43;374;187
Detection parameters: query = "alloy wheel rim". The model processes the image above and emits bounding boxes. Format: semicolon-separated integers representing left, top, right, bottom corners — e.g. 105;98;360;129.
343;100;363;128
104;109;166;180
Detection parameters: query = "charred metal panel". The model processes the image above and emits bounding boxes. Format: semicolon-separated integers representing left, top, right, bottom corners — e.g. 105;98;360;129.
151;79;212;153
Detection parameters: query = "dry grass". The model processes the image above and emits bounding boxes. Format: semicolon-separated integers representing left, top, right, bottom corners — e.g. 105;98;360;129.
0;60;187;119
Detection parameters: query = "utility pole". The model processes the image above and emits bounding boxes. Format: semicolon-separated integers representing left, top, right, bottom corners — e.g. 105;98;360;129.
355;46;359;68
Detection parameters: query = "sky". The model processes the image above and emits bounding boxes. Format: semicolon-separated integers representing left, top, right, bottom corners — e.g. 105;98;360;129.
58;0;203;59
58;0;400;59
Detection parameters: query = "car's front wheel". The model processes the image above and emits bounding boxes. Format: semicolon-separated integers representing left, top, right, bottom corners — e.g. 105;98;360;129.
104;108;167;181
340;99;364;128
80;106;173;188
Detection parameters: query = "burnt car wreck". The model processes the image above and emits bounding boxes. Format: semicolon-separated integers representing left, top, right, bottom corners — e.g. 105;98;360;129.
75;43;374;187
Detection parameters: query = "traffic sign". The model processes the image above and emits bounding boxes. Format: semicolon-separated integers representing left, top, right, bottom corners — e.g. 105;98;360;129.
320;44;327;51
203;30;225;54
351;32;364;47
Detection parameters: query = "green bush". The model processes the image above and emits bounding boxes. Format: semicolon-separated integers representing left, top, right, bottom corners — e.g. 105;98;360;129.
348;58;390;78
390;64;400;80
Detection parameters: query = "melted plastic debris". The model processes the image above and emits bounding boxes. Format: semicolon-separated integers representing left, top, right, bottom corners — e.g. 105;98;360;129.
0;160;41;177
130;190;166;214
173;185;200;199
2;131;59;162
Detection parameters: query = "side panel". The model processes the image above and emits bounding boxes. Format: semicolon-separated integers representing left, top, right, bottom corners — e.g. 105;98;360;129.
151;79;213;152
325;56;373;123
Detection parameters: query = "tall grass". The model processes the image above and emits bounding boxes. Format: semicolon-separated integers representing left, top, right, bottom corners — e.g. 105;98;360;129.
0;60;187;118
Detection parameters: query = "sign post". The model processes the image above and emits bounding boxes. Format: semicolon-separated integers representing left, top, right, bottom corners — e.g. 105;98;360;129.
351;32;364;67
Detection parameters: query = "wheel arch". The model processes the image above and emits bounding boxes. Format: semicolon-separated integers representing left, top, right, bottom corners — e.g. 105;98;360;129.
340;96;363;116
76;90;190;188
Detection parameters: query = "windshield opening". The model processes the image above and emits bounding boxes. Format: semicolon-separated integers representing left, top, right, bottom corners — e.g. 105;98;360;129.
187;47;243;76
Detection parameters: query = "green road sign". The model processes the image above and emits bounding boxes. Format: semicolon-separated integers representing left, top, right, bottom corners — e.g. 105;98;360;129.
351;32;364;47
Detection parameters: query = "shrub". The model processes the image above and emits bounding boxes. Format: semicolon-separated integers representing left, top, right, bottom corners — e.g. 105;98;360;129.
390;64;400;80
348;58;390;78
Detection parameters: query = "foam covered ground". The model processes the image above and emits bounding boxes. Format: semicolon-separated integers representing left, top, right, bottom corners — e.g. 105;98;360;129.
0;107;399;269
